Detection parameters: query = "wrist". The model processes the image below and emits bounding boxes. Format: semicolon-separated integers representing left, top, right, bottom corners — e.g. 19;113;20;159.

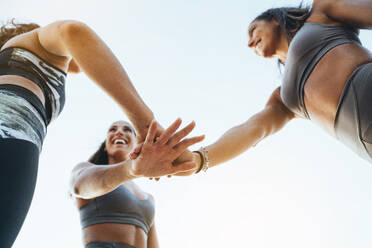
121;160;140;180
132;113;155;141
192;151;204;174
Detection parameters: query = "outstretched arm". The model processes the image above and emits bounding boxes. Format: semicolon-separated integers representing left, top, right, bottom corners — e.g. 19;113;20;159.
196;87;295;169
313;0;372;29
37;20;154;140
70;119;204;199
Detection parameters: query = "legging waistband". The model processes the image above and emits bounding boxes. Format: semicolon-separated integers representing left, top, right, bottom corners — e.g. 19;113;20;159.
0;84;47;126
86;241;135;248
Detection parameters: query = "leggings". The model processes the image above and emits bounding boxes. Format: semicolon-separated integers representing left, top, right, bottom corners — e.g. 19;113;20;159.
86;241;136;248
0;87;46;247
334;62;372;163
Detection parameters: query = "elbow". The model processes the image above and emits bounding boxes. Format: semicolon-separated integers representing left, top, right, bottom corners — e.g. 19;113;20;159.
70;180;82;197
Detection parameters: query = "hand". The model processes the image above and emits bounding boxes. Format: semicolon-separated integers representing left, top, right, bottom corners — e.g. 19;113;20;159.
130;118;205;178
136;123;164;144
171;150;202;176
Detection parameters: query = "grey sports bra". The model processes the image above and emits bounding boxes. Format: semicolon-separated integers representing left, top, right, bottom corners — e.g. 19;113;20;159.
79;185;155;234
281;22;361;118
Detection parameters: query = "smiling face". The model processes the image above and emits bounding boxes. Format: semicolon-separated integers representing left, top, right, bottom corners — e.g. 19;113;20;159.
248;19;283;58
105;121;137;163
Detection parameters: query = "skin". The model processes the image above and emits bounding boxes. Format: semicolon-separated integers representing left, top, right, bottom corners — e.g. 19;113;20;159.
173;0;372;173
71;120;204;248
0;20;199;177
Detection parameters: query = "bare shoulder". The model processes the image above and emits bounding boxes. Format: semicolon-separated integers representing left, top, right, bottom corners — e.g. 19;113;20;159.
36;20;88;57
307;0;342;25
266;87;296;119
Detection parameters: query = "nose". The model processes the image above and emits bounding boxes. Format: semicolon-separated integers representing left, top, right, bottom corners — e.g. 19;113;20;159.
114;127;125;136
248;39;255;48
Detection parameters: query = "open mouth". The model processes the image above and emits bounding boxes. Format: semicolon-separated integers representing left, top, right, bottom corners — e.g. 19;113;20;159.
113;138;129;145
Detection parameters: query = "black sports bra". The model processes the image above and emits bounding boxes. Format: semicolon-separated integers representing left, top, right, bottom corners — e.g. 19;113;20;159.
0;47;67;125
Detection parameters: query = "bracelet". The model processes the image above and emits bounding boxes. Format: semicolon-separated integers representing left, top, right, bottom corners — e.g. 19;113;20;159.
193;151;204;174
200;147;210;172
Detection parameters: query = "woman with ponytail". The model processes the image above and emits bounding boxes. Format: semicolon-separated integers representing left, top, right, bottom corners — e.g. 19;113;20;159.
185;1;372;174
0;19;199;247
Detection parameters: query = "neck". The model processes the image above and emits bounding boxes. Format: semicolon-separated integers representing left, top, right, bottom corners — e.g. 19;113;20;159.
108;154;129;164
275;35;289;63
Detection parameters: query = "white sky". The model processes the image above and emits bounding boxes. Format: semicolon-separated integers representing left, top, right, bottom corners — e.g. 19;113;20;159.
1;0;372;247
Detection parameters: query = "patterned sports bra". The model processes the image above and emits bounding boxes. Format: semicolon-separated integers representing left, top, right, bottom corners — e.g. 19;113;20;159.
0;47;67;125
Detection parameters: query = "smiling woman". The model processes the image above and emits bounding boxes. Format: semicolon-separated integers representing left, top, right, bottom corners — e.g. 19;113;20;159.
70;119;204;248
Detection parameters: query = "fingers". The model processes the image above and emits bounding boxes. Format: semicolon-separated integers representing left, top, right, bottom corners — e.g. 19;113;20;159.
169;161;197;174
130;143;143;160
155;118;182;145
167;121;196;147
173;135;205;154
144;120;158;146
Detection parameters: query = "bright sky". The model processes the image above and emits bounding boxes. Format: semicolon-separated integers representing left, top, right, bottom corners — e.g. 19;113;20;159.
2;1;372;248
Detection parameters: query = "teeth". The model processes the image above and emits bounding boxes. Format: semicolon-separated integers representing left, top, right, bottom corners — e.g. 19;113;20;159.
114;139;127;145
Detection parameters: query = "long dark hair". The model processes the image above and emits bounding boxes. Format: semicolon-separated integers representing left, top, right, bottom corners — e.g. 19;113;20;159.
252;4;311;67
254;5;311;43
0;19;39;49
89;141;109;165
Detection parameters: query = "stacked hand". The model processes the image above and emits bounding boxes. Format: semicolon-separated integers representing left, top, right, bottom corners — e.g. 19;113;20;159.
129;118;204;179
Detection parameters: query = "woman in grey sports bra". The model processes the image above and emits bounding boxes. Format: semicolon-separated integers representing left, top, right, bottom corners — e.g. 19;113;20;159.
177;0;372;174
70;119;203;248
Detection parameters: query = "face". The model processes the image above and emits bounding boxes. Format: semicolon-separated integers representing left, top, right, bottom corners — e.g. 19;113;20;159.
248;19;282;58
105;121;137;160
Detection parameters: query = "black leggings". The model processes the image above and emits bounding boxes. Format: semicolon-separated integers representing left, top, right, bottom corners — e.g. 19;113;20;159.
0;138;39;247
0;86;46;247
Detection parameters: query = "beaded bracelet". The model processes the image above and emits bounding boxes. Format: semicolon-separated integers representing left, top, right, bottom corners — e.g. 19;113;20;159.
200;147;210;172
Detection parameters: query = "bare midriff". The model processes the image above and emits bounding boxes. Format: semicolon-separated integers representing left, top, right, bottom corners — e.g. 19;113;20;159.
0;75;45;105
83;223;147;248
303;43;372;136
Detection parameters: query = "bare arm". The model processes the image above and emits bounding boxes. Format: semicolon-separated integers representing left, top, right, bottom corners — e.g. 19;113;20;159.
147;223;160;248
313;0;372;29
70;119;204;198
204;87;295;168
70;160;135;199
37;20;153;139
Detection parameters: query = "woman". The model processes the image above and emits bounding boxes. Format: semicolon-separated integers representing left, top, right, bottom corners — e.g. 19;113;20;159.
0;20;198;247
181;0;372;172
70;119;201;248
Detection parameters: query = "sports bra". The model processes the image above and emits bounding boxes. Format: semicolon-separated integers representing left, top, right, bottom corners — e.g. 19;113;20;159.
281;22;361;118
79;185;155;234
0;47;67;125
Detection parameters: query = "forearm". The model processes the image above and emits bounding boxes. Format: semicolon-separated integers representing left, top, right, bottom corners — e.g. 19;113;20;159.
71;160;136;199
61;22;154;136
206;118;266;168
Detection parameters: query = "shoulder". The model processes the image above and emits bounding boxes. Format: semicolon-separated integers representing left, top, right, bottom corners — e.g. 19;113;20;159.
308;0;342;25
36;20;92;57
266;87;296;118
